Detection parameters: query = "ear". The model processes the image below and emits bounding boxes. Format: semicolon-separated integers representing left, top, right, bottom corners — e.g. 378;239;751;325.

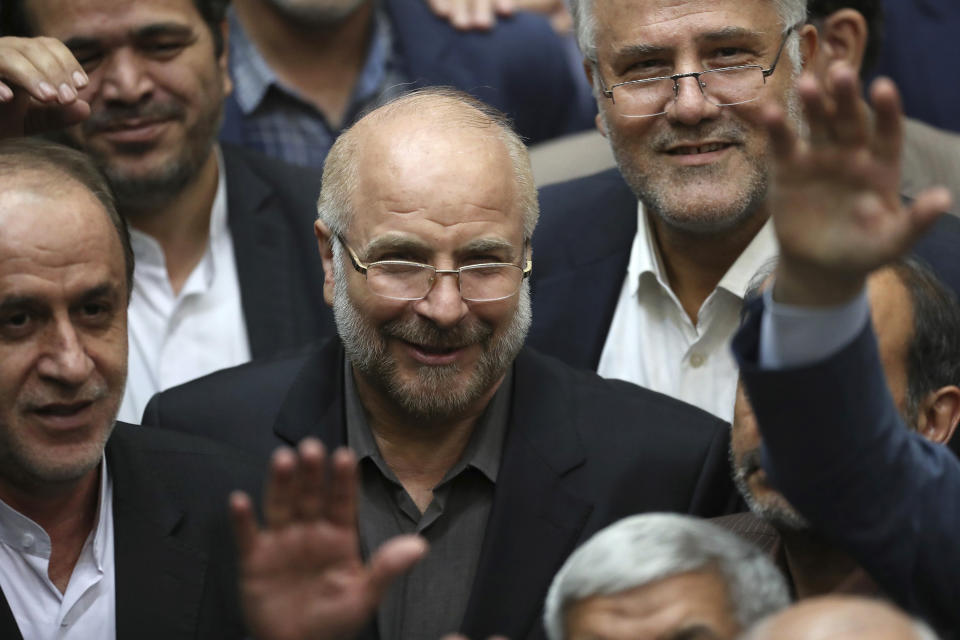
797;22;819;72
818;8;868;73
915;386;960;445
219;19;233;97
314;219;337;307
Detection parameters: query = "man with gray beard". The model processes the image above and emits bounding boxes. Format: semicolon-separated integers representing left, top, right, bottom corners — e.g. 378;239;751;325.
719;258;960;600
528;0;816;423
220;0;595;168
143;88;738;640
0;0;337;424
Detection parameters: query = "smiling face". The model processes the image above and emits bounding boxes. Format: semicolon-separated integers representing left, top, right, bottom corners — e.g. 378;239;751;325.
0;174;127;495
590;0;811;234
25;0;230;209
322;113;531;420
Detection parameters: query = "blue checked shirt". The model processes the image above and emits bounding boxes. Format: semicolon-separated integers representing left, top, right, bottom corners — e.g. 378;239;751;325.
228;8;410;168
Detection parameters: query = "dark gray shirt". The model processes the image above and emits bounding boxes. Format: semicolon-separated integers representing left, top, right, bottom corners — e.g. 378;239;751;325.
344;364;512;640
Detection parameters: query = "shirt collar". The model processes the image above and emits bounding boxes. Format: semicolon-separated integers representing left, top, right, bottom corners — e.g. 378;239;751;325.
343;360;511;485
228;6;395;117
627;201;779;301
0;457;112;566
128;147;228;294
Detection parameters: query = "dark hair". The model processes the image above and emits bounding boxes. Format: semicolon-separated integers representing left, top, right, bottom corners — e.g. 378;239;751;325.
0;0;231;57
889;258;960;433
0;138;134;298
806;0;885;78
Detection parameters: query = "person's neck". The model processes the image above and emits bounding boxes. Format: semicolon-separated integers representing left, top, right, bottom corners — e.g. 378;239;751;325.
0;467;101;593
352;368;504;513
124;149;220;296
648;209;768;325
232;0;374;128
780;528;863;599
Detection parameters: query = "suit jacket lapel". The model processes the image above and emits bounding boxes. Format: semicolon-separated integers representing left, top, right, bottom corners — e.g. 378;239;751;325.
0;589;23;640
461;350;593;639
272;340;349;449
108;433;209;640
222;147;295;360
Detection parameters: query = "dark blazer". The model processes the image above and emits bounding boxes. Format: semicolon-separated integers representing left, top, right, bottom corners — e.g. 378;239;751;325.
144;339;738;640
732;300;960;637
222;143;336;359
0;424;261;640
220;0;594;151
530;168;960;372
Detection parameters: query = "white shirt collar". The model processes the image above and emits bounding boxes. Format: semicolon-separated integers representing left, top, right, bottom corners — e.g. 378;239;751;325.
0;457;111;567
627;201;778;301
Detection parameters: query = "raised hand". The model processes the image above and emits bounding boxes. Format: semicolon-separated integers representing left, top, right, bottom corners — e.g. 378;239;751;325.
0;36;91;138
425;0;570;33
760;63;953;306
230;439;428;640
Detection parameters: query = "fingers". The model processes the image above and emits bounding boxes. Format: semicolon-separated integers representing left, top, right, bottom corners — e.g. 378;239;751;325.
908;187;952;239
296;438;327;521
870;77;904;165
264;447;299;528
365;535;429;605
229;490;259;558
326;447;359;528
762;102;799;161
0;37;88;105
829;64;869;147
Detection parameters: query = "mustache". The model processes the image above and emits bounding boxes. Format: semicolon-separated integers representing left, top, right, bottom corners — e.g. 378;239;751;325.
21;384;109;412
652;121;748;152
83;100;186;134
383;315;492;350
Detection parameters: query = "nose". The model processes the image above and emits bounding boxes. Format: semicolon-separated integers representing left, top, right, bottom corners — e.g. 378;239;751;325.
412;272;469;329
98;48;154;104
36;319;95;387
666;74;721;126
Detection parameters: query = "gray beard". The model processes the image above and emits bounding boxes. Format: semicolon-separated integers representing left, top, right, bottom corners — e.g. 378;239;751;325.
332;250;531;421
731;444;811;533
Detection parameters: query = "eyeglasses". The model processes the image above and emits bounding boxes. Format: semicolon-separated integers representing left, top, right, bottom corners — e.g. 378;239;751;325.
337;235;533;302
597;27;795;118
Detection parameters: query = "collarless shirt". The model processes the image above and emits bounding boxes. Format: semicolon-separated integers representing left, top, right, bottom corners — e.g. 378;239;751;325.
0;459;115;640
228;7;409;169
344;361;511;640
119;148;251;423
597;202;778;421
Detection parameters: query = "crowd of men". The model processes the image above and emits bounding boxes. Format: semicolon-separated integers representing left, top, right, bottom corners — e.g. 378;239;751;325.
0;0;957;639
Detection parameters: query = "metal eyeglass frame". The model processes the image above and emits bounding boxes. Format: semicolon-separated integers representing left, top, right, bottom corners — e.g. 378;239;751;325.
597;26;796;118
337;234;533;302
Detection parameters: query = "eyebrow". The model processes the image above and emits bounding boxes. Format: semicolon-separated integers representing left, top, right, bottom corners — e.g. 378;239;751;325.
363;235;431;258
63;22;196;50
458;238;518;260
0;283;120;311
612;26;768;60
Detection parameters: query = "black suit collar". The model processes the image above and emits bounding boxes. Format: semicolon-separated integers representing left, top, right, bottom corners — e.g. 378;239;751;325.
108;427;211;640
272;342;594;638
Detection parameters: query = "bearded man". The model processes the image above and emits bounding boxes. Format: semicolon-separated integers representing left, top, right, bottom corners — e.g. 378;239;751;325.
142;87;737;640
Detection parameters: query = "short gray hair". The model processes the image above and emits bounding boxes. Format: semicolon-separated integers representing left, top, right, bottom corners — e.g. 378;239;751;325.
543;513;790;640
568;0;807;65
316;86;539;240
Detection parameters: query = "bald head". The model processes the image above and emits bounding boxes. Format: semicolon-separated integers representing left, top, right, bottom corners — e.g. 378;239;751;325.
744;596;939;640
316;87;538;240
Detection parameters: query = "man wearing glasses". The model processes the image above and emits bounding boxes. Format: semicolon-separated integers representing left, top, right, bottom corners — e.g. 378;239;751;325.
528;0;818;422
143;88;738;640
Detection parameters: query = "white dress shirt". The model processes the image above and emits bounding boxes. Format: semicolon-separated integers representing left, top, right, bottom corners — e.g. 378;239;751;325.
119;149;251;424
597;202;778;421
0;460;115;640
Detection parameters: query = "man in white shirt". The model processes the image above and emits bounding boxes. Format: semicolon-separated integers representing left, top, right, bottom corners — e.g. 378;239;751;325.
529;0;817;421
0;0;336;424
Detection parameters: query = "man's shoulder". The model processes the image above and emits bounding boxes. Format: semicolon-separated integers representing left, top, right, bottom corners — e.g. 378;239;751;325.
220;143;320;202
516;347;727;434
141;342;327;447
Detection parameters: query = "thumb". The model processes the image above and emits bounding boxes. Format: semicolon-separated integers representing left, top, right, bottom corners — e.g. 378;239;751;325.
365;535;428;605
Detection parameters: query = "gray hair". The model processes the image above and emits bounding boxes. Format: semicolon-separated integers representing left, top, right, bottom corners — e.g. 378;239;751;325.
569;0;807;68
316;86;539;240
543;513;791;640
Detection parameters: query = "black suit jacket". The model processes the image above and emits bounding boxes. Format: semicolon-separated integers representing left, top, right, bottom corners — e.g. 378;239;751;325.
144;339;738;640
0;424;261;640
530;168;960;371
222;144;336;359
